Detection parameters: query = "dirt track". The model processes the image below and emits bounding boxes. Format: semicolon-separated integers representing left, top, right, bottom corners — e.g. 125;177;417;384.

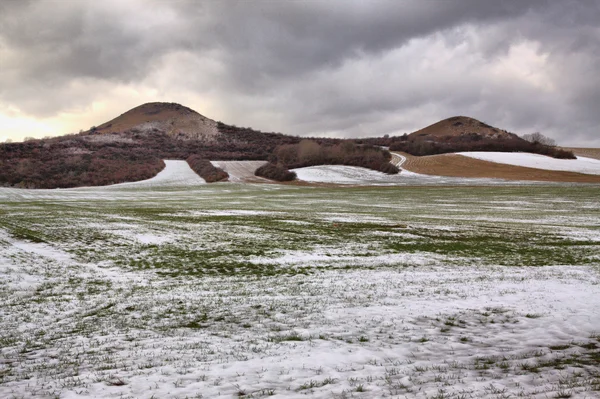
400;152;600;183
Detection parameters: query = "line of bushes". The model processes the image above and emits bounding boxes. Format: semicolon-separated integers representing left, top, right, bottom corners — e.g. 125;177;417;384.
186;155;229;182
255;162;297;181
275;140;399;175
254;140;400;182
0;150;165;189
389;137;575;159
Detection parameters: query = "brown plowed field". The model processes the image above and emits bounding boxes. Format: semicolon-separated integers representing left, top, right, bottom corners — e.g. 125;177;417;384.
564;147;600;160
210;160;269;183
399;152;600;183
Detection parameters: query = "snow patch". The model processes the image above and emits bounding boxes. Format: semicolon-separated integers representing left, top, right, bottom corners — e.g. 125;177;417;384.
292;165;404;185
459;151;600;175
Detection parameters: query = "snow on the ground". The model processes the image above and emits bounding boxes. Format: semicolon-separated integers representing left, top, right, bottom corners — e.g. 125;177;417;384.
291;164;518;185
1;261;599;398
292;165;399;184
459;151;600;175
110;160;206;187
1;185;600;398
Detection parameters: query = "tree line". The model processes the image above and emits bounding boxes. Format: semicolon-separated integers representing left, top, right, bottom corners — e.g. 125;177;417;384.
255;140;399;181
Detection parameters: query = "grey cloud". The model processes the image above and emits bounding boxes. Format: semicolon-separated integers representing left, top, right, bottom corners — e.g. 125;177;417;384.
1;0;599;146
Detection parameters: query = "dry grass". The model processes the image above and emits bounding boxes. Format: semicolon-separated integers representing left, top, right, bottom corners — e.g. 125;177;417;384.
401;152;600;183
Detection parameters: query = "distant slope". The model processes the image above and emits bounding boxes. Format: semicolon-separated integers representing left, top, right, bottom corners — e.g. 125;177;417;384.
459;152;600;175
94;102;219;141
390;116;574;159
1;101;588;188
563;147;600;161
400;152;600;183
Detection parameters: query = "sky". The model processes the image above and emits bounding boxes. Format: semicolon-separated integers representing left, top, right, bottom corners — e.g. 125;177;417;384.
1;0;599;146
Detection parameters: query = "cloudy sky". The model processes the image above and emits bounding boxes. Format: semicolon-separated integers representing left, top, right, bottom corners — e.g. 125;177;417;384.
1;0;599;146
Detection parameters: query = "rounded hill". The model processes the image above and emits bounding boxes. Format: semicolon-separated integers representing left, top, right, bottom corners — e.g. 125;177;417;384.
409;116;518;140
94;102;219;141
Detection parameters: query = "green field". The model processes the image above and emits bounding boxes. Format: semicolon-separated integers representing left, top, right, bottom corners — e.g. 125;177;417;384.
0;184;599;398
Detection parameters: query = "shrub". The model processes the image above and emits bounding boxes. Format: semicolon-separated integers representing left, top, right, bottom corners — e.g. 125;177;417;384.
270;140;399;174
389;136;575;159
255;163;297;181
186;155;228;182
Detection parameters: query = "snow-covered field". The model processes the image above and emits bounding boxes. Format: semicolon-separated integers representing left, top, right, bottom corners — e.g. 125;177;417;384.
293;165;405;184
459;152;600;175
292;164;542;186
1;182;599;398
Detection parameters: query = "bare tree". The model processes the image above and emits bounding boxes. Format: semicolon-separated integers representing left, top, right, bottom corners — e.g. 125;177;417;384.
522;132;556;147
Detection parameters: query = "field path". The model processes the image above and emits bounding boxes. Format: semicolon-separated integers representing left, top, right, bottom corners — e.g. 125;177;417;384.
390;152;407;168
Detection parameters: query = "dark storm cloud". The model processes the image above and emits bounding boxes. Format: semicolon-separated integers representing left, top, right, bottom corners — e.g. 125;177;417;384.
1;0;599;145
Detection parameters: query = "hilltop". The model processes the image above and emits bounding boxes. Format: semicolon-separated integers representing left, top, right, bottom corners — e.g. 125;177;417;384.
408;116;518;140
388;116;574;159
94;102;220;141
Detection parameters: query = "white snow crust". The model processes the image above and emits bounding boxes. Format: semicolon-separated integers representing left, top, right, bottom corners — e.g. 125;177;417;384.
459;151;600;174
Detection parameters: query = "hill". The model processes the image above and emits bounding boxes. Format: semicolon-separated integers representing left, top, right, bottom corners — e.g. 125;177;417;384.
0;103;342;188
0;104;580;188
399;152;600;183
388;116;574;159
408;116;517;140
94;102;220;141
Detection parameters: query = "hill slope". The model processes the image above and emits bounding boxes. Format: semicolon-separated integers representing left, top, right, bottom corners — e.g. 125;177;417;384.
409;116;517;140
0;104;587;188
0;103;330;188
400;152;600;183
94;102;220;141
389;116;573;159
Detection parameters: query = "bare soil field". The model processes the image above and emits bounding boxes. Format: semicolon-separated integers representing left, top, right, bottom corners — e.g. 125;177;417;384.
400;152;600;183
210;160;269;182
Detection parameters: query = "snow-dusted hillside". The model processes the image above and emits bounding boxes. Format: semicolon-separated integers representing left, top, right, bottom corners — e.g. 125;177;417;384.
459;152;600;175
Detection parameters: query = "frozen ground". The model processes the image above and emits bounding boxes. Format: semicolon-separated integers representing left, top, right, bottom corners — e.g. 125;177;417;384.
292;163;546;186
0;183;599;398
459;152;600;175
